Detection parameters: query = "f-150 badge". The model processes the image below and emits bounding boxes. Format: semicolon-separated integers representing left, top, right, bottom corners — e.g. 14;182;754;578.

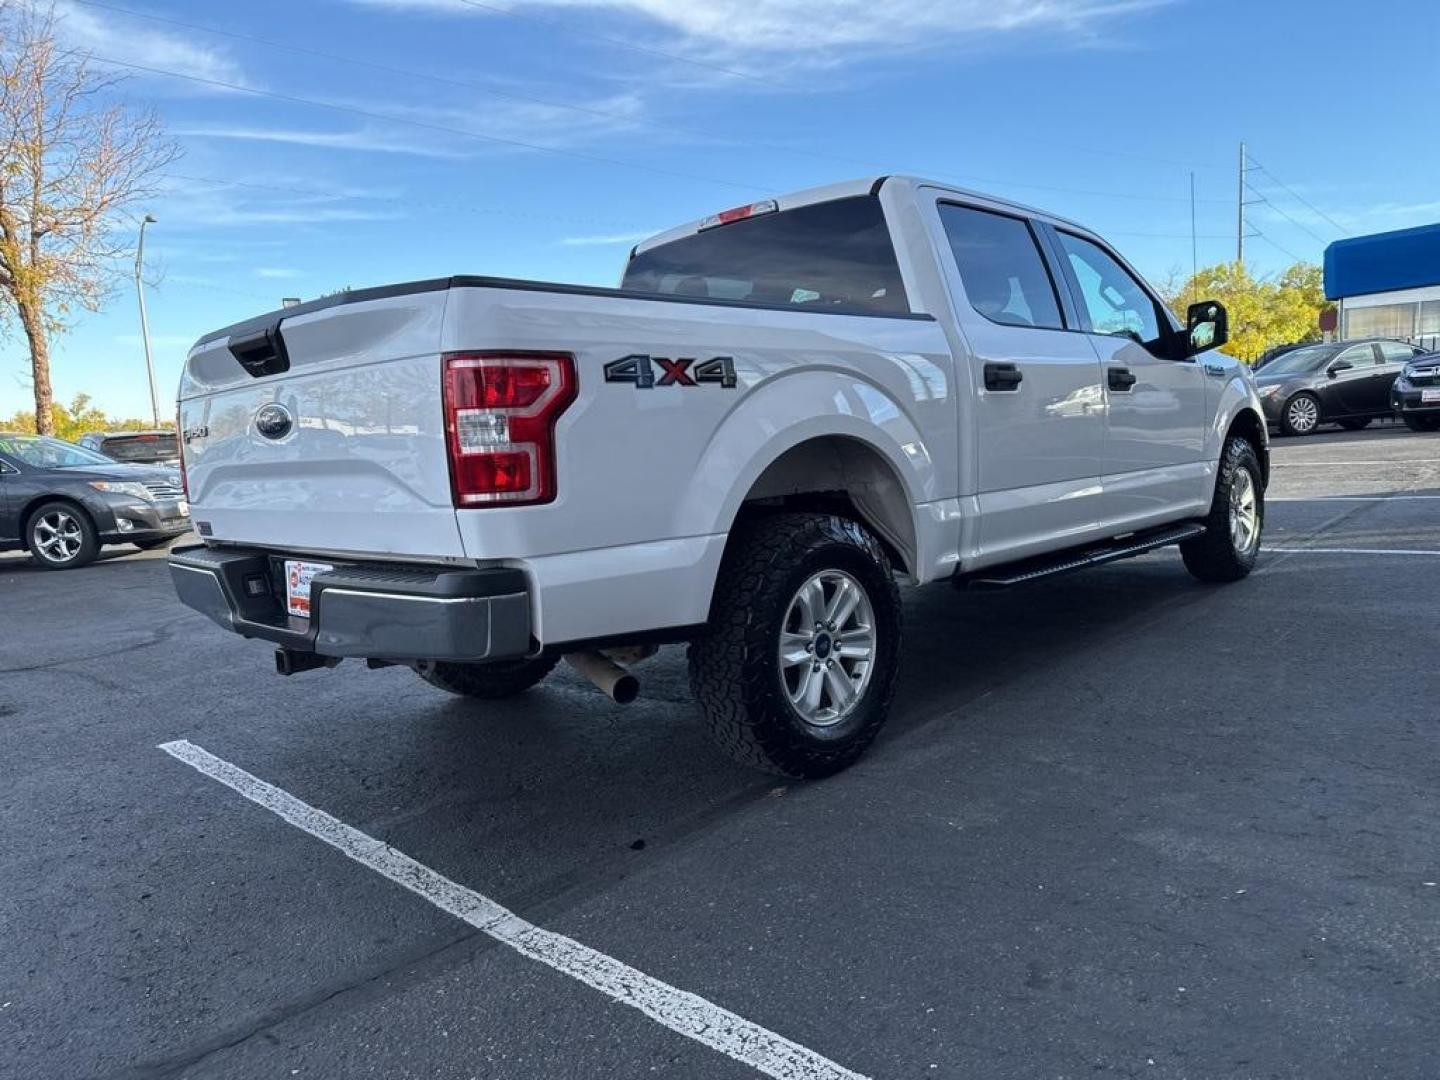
604;354;737;388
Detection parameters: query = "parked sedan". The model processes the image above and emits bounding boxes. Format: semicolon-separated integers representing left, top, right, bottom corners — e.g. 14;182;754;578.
1391;351;1440;431
0;435;191;570
1255;338;1429;435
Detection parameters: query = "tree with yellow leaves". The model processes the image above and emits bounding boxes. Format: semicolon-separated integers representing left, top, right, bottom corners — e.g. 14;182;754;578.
1163;261;1334;364
0;2;177;434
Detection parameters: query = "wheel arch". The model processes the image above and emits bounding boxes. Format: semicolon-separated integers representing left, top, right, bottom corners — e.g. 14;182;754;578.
674;368;943;579
727;434;920;578
20;493;96;537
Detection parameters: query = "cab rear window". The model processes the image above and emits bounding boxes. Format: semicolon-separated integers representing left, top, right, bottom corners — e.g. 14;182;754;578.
622;195;910;315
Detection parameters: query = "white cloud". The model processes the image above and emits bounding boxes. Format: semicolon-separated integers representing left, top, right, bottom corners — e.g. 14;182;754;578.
311;89;654;153
151;179;403;229
174;123;471;160
1341;200;1440;232
254;267;304;279
347;0;1167;55
559;231;654;246
48;0;246;86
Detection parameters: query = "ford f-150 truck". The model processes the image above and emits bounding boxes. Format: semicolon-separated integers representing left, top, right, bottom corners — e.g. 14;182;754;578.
169;175;1266;777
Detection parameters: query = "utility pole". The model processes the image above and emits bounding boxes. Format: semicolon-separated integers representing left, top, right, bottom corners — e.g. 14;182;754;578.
1236;141;1246;270
1190;171;1198;291
135;214;160;428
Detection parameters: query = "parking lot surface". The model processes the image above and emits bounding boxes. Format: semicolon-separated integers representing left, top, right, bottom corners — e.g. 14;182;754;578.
4;423;1439;1080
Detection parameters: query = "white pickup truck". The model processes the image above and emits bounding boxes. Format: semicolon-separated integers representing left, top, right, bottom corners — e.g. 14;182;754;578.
170;175;1266;777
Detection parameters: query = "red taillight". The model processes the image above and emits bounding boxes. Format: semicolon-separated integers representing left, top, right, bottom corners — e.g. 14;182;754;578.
442;351;576;507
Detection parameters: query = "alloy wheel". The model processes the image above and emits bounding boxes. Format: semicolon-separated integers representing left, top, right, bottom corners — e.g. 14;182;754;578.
1229;467;1260;556
777;569;877;727
1286;395;1319;434
33;509;83;564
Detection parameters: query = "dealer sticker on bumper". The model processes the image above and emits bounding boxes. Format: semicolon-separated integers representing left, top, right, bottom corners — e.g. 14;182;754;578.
285;559;333;618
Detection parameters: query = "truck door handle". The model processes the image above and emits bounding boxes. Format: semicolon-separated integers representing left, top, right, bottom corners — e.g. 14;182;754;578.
1108;367;1137;392
983;363;1023;391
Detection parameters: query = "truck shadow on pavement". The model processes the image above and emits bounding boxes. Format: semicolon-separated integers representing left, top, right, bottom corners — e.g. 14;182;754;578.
342;557;1205;918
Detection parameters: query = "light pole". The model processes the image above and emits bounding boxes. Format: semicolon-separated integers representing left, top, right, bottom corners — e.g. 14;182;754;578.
135;214;160;428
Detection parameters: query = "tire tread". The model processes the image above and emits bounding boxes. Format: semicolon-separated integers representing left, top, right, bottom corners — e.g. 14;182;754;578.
1180;436;1262;583
687;512;901;777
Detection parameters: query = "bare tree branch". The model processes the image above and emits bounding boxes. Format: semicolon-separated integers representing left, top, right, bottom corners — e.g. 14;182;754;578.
0;1;179;433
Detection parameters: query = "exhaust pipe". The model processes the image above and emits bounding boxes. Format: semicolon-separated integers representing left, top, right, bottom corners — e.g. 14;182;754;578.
274;647;340;676
564;650;639;704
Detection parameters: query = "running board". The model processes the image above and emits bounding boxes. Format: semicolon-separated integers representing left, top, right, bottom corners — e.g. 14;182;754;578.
956;523;1208;589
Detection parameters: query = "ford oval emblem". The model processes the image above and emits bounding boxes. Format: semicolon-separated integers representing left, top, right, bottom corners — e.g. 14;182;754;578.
254;402;294;440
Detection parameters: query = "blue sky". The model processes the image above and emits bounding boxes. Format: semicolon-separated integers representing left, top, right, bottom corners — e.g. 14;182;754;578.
5;0;1438;420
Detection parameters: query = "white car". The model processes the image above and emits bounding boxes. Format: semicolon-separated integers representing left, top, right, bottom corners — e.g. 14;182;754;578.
169;176;1267;777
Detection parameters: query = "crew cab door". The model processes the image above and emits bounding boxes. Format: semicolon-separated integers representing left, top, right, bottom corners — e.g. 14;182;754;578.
1045;227;1209;529
1323;343;1383;416
1371;342;1423;413
935;201;1106;562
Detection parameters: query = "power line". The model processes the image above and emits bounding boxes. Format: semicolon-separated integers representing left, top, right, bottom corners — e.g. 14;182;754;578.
1250;229;1304;264
85;54;771;193
446;0;1227;174
73;0;1229;194
91;51;1241;219
69;0;870;174
1246;155;1349;235
1244;183;1331;247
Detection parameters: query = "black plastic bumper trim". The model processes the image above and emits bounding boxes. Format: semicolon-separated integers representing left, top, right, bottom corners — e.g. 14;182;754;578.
168;545;531;662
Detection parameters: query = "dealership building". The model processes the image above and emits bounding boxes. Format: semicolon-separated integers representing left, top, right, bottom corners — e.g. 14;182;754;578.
1325;222;1440;347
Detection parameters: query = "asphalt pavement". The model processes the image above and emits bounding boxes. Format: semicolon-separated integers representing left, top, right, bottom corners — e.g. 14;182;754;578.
3;421;1438;1080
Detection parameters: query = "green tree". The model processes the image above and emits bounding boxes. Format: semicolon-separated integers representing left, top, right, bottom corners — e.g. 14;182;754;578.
1162;261;1335;364
3;392;165;440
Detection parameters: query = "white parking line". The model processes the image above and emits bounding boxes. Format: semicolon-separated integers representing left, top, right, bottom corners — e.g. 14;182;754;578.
159;740;868;1080
1271;460;1440;467
1266;547;1440;556
1269;495;1440;502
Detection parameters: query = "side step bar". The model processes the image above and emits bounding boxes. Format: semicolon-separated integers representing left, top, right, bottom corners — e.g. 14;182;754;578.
956;522;1208;589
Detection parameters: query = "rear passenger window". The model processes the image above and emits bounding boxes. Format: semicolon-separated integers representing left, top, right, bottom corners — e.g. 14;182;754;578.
940;205;1064;330
1379;342;1420;363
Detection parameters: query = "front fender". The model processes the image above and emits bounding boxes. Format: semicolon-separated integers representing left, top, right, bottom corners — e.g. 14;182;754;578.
1207;363;1269;473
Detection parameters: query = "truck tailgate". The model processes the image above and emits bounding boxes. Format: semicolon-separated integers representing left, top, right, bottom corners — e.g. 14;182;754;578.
178;288;464;559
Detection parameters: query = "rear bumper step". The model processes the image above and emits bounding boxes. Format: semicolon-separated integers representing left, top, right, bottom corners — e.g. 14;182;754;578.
168;545;531;662
957;523;1207;589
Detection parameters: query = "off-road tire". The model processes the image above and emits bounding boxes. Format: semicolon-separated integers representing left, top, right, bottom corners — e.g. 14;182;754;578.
688;512;902;778
1181;436;1264;583
1338;417;1371;431
1279;392;1322;436
25;501;100;570
416;655;560;699
1402;413;1440;433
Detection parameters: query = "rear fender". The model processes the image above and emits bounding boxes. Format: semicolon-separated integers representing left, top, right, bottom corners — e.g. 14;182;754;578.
675;369;940;573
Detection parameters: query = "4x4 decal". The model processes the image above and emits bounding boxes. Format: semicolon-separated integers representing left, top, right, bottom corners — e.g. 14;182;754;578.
604;354;737;389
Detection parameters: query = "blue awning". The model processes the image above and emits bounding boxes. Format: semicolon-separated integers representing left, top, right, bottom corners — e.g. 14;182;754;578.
1325;222;1440;300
